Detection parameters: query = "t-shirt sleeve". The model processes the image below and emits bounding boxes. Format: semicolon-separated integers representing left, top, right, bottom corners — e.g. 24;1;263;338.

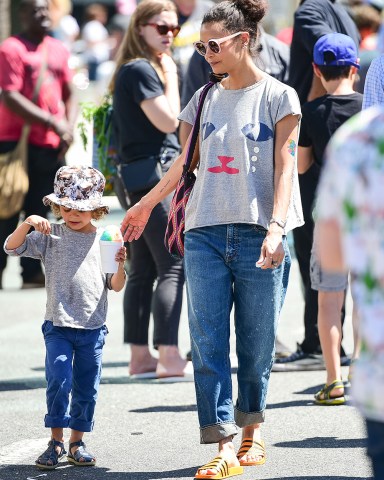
3;231;47;260
298;103;312;147
123;61;164;105
275;87;302;124
178;87;201;125
0;42;24;91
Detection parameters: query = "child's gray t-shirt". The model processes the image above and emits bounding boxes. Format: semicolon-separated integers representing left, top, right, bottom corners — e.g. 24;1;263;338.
4;224;113;329
179;75;304;233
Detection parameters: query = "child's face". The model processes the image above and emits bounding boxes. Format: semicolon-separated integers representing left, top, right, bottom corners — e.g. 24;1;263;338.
60;206;95;233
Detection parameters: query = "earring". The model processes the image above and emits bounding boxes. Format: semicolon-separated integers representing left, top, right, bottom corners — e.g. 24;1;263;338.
243;43;248;49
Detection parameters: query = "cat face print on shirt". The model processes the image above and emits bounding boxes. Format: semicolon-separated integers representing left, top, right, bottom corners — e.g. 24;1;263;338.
202;121;274;175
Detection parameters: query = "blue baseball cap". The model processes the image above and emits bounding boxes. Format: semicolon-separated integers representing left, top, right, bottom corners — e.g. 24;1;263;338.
313;33;360;69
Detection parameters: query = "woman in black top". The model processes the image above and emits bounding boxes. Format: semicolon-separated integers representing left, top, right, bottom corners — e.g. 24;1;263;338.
109;0;187;379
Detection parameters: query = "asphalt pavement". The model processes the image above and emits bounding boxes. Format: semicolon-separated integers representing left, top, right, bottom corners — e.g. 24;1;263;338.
0;198;373;480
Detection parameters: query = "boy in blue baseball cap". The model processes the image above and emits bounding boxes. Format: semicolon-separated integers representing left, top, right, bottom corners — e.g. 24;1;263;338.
295;33;362;404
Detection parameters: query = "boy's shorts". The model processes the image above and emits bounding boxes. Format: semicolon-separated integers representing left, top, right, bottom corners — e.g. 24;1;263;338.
310;248;348;292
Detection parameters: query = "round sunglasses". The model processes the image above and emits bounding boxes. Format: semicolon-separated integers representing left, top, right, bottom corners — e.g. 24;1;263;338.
143;23;181;37
193;31;244;56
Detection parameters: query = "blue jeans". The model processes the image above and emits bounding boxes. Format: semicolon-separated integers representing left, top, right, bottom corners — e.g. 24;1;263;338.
366;419;384;479
184;224;290;443
42;321;108;432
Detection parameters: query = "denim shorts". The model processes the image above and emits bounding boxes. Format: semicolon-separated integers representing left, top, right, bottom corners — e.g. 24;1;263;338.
310;248;348;292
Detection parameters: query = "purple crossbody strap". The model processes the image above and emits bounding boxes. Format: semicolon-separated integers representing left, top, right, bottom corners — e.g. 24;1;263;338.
182;81;215;174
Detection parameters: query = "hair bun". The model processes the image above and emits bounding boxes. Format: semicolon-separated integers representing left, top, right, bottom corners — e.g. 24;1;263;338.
232;0;268;24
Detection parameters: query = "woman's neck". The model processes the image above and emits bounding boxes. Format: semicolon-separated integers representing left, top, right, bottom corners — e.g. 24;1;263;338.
223;61;264;90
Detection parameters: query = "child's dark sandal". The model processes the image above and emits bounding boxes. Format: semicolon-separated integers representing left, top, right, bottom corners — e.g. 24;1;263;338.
67;440;96;466
35;439;66;470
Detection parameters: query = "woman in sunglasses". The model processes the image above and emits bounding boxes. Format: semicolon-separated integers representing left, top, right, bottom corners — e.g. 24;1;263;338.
109;0;188;380
121;0;303;477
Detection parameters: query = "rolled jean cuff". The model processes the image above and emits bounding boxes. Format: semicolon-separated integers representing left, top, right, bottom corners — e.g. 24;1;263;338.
235;407;265;427
69;418;95;433
200;422;239;444
44;414;70;428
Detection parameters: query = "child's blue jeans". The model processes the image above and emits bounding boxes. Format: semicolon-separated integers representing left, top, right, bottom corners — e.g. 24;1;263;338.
41;320;108;432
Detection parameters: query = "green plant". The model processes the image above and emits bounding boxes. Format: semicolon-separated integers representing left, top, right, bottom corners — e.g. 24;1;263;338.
78;96;117;194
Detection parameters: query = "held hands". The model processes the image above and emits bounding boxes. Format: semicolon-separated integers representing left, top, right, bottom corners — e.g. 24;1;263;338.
256;230;285;270
121;202;152;242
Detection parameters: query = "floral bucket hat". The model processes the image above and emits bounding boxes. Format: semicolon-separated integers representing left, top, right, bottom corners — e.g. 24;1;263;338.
43;165;110;212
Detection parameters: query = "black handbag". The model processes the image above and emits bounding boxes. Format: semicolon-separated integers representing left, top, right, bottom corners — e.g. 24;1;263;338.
117;156;163;193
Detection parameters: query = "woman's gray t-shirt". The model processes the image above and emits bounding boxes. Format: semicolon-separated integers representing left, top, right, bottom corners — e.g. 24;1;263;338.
179;75;304;233
4;224;113;329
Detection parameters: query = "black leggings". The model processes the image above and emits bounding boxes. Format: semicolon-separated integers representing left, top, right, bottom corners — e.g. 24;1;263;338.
123;190;185;347
0;143;64;280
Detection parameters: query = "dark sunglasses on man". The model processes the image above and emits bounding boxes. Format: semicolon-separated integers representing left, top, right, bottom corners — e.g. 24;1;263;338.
143;23;181;37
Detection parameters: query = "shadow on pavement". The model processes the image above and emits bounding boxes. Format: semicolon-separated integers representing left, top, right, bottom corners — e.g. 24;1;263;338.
0;464;199;479
267;399;353;409
267;399;315;409
130;404;196;413
275;436;366;449
31;361;129;371
0;464;372;480
0;374;193;392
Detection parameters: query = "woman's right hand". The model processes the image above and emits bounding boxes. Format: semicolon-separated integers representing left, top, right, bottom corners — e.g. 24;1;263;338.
121;201;152;242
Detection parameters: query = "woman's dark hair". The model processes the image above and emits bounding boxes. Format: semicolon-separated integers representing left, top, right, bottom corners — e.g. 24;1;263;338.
202;0;268;54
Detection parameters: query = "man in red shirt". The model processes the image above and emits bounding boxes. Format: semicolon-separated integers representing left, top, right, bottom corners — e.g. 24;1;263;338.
0;0;76;289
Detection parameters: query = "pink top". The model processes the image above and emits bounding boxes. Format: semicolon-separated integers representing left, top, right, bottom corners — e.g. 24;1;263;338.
0;35;72;148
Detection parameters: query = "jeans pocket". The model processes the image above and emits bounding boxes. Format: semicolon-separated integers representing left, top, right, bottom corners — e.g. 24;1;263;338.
99;324;109;346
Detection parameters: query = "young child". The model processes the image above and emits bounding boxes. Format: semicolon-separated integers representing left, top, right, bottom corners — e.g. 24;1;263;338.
4;165;126;469
297;33;363;405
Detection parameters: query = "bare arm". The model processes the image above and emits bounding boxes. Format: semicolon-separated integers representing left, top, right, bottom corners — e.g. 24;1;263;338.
297;145;314;174
316;219;346;273
258;114;300;269
5;215;51;250
140;54;180;133
110;246;127;292
179;121;193;149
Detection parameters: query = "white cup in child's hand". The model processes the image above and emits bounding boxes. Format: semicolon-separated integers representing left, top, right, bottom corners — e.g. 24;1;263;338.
99;225;124;273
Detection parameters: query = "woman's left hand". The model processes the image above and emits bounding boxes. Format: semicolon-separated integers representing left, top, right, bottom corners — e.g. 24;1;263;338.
257;231;285;270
